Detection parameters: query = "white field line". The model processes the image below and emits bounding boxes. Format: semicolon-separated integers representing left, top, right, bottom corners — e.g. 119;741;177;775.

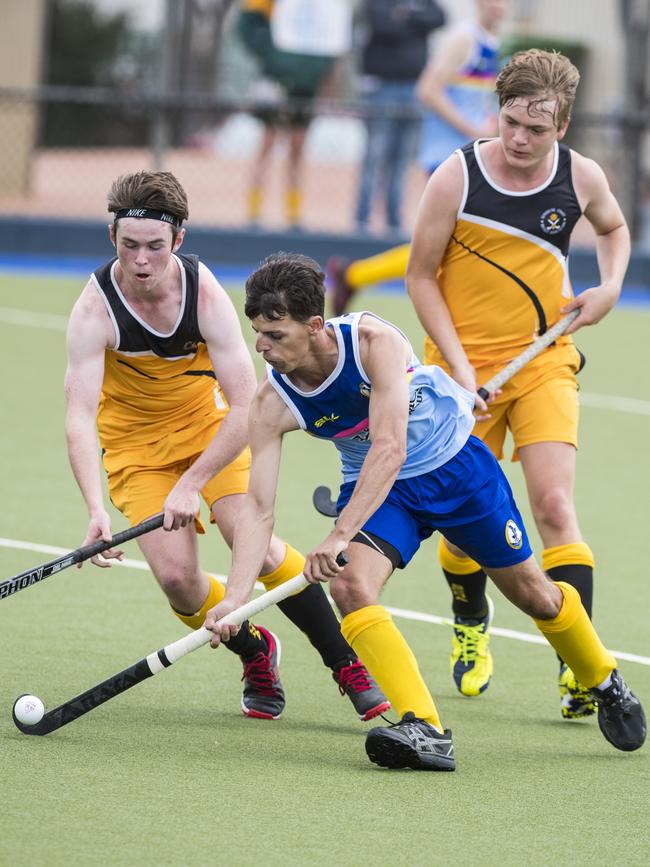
580;391;650;416
3;307;650;413
3;307;650;414
0;307;68;330
2;536;648;667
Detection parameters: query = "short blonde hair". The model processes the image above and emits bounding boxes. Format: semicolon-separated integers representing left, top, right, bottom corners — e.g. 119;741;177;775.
496;49;580;128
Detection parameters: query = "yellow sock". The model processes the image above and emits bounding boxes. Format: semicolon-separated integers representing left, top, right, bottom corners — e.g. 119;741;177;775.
341;605;442;729
286;187;302;225
248;186;263;221
259;544;306;592
346;244;411;290
171;573;226;630
542;542;595;571
437;536;481;574
534;582;616;687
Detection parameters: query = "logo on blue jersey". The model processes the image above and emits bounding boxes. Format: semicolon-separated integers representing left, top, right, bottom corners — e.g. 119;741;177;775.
314;413;340;428
540;207;567;235
505;519;523;549
359;382;370;399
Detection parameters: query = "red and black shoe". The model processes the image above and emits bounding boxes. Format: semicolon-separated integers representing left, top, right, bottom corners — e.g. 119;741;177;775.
240;627;285;720
327;257;354;317
333;659;391;721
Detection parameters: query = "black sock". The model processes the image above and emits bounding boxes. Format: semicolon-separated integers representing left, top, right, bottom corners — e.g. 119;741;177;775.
546;563;594;667
442;568;489;620
223;620;268;661
546;564;593;619
277;583;355;670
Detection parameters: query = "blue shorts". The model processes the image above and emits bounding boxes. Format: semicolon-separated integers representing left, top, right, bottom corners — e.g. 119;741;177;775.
337;436;532;570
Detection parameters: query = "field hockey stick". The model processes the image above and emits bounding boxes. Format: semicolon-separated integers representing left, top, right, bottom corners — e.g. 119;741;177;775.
477;308;580;400
0;513;165;601
313;485;338;518
13;553;348;736
312;310;580;519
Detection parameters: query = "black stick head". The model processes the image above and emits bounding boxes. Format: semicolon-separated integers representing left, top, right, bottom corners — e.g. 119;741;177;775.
312;485;338;518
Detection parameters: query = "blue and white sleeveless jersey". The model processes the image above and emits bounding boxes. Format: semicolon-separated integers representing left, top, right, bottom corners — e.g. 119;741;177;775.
418;21;500;173
266;312;476;483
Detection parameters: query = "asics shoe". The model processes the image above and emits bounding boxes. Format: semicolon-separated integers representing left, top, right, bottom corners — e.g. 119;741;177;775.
333;659;391;721
365;712;455;771
240;627;285;720
590;668;647;751
450;596;494;696
559;663;596;719
327;257;354;317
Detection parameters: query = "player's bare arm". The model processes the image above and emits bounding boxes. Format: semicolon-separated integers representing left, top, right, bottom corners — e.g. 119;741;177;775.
204;381;298;645
562;152;631;334
65;281;124;565
407;155;490;415
304;318;410;583
161;264;259;529
416;29;495;140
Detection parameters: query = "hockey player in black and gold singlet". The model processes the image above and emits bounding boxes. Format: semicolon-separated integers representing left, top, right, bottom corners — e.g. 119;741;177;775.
408;49;631;718
64;170;389;723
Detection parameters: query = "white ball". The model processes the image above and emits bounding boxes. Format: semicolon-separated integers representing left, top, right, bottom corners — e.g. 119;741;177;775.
14;694;45;726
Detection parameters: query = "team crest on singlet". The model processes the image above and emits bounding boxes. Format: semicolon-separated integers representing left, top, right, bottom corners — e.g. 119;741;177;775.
540;207;567;234
359;382;371;399
505;519;523;549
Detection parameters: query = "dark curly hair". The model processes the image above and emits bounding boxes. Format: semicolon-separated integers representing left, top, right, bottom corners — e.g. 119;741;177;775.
245;252;325;322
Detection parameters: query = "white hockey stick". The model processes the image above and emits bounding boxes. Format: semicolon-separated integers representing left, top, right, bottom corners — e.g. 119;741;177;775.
477;309;580;400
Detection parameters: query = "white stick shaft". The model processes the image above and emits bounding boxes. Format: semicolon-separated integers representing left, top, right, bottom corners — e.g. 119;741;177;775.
479;309;580;395
162;574;308;664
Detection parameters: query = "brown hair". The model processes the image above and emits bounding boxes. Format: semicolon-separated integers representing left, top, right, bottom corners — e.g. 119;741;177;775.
108;171;189;239
496;49;580;128
245;252;325;322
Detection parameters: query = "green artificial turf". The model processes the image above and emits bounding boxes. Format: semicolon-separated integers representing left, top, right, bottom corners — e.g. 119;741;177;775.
0;272;649;866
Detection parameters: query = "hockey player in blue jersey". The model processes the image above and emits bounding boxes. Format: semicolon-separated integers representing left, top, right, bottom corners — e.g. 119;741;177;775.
205;252;645;770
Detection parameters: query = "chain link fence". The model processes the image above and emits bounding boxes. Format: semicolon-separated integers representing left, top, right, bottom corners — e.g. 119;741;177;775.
0;85;648;244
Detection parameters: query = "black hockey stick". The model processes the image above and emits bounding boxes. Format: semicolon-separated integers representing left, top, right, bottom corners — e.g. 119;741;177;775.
313;485;338;518
13;554;348;736
0;513;164;601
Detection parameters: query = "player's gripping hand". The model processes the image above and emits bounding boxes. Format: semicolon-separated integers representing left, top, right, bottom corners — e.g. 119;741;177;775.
205;598;243;648
162;478;200;530
304;535;349;583
561;283;619;334
449;359;494;421
81;509;124;568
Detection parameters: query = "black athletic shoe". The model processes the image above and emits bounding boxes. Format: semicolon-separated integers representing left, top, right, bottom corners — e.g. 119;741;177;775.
590;669;647;751
365;711;456;771
240;627;286;720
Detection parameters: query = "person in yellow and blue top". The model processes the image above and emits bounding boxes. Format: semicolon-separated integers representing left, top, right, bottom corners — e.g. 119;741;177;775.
64;170;389;724
205;252;645;770
407;48;631;717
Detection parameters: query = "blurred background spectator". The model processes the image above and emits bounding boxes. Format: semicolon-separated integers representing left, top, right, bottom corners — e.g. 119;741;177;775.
2;0;650;253
237;0;353;228
354;0;445;235
417;0;510;174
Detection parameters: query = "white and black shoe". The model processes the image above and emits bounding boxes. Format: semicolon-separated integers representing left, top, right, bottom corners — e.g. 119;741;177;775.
365;711;455;771
590;669;646;752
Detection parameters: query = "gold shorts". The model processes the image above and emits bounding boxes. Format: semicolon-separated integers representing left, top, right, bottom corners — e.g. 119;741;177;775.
105;446;251;530
425;342;583;461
